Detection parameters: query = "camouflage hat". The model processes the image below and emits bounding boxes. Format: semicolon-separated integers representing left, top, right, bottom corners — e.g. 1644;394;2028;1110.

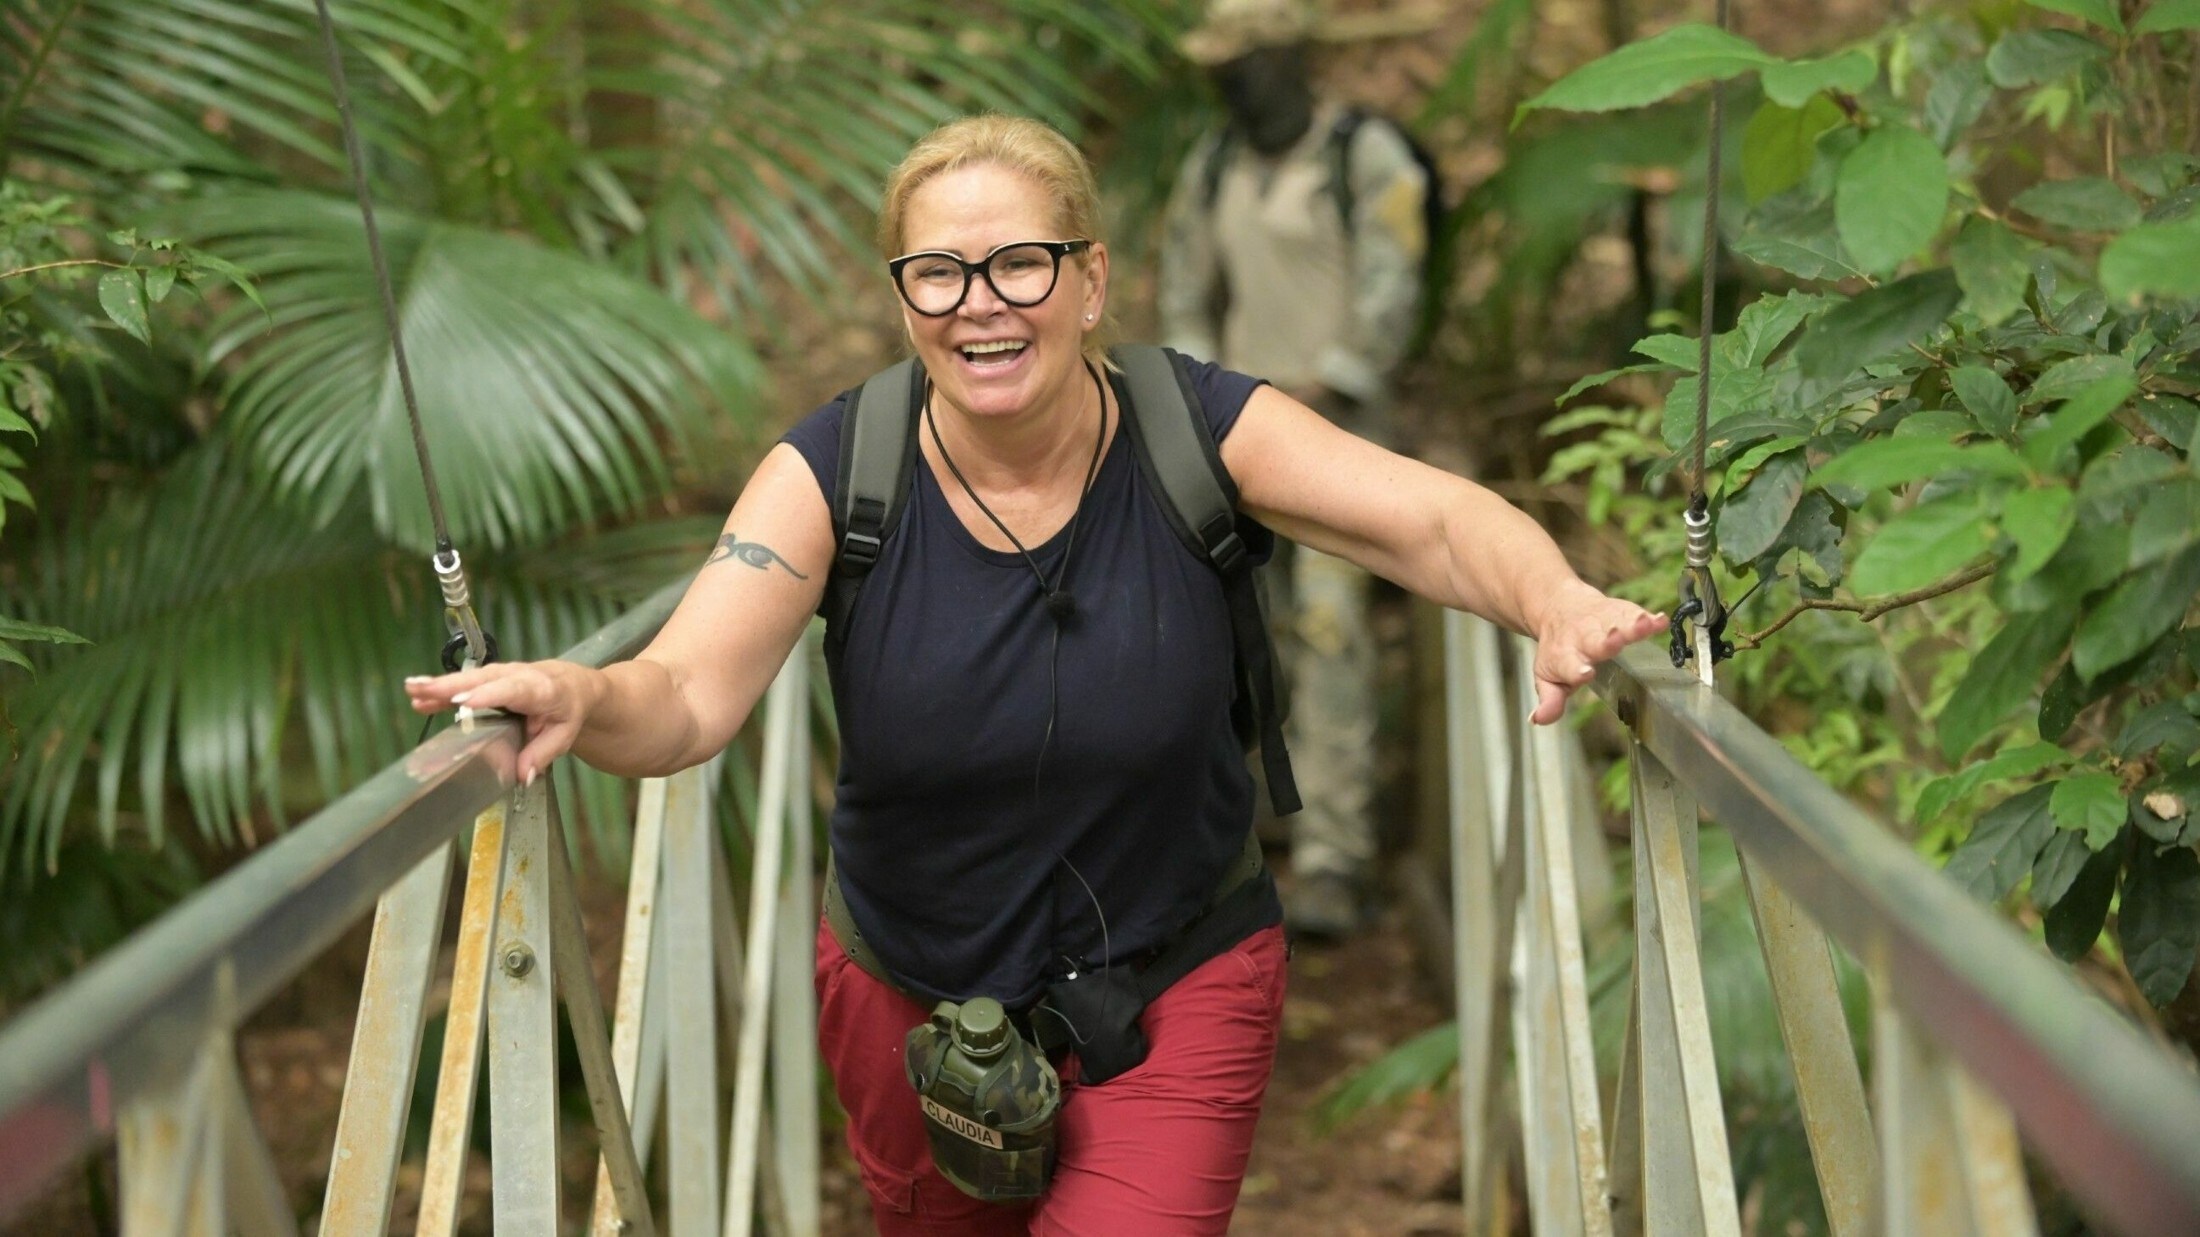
1179;0;1321;65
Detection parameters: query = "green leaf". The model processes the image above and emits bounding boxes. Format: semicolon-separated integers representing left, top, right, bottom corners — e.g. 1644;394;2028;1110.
2132;477;2200;567
1760;50;1877;107
1950;365;2019;437
2119;842;2200;1006
1834;127;1950;275
2033;831;2097;910
1986;29;2111;88
1741;97;1845;204
2072;546;2200;680
1998;485;2077;583
143;264;177;306
2044;839;2121;960
1945;784;2058;902
1917;741;2071;824
96;269;150;345
2013;178;2143;231
2134;0;2200;34
2028;0;2128;33
1939;606;2078;760
1516;24;1773;120
1632;333;1702;370
1794;269;1962;384
1925;61;1994;149
1718;450;1808;561
1557;363;1663;405
1729;291;1832;366
2022;373;2138;468
1734;195;1861;280
2001;521;2130;614
2100;215;2200;301
2051;772;2129;849
0;617;89;646
2027;354;2135;407
1951;217;2035;326
1849;492;1995;594
1811;438;2029;491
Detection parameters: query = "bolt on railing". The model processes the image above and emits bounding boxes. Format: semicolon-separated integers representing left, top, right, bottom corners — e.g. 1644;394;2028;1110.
1443;610;2200;1237
0;578;825;1235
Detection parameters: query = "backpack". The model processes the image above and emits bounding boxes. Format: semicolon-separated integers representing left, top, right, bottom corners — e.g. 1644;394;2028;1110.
819;344;1300;817
1197;107;1452;354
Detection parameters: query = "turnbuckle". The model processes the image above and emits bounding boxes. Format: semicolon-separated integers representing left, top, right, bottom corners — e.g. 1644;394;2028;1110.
433;544;497;672
1668;500;1733;679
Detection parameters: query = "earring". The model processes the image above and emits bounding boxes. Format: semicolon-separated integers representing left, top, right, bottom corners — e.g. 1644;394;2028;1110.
1084;313;1095;322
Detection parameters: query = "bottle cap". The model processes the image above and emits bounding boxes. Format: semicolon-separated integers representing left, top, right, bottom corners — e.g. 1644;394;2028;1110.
954;997;1010;1058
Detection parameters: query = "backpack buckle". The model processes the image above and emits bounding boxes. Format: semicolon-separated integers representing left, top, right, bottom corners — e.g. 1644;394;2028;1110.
1202;513;1247;575
841;529;882;569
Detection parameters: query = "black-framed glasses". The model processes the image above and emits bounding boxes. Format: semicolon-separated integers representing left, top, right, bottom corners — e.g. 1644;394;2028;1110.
887;239;1092;317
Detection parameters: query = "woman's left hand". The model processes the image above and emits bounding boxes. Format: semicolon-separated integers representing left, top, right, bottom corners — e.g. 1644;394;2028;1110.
1529;582;1666;725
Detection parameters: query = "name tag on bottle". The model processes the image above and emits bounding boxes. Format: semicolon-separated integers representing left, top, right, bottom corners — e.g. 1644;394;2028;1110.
921;1096;1005;1149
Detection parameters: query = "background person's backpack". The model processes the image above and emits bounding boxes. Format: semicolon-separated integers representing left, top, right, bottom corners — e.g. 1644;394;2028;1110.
820;344;1300;816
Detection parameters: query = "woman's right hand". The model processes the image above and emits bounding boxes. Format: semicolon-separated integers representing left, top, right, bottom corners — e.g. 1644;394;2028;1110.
405;660;606;787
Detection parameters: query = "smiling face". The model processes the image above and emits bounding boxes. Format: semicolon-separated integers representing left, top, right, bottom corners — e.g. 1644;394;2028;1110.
893;162;1108;426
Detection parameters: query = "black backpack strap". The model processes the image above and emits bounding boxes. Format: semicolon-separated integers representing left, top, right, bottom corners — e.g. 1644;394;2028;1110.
1112;344;1300;817
1325;106;1367;226
822;358;924;649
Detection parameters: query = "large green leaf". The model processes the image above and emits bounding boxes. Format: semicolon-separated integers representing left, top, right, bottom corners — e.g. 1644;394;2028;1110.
1834;126;1948;275
1944;784;2057;903
2072;545;2200;681
2028;0;2127;33
2051;772;2129;850
1950;216;2034;326
1759;51;1876;108
2100;215;2200;301
2131;477;2200;566
1717;450;1807;562
1938;605;2076;761
1985;29;2111;88
1740;97;1844;204
1849;491;1994;595
2043;839;2120;960
1794;269;1961;385
2136;0;2200;34
2022;373;2138;468
2013;178;2143;232
1810;438;2028;491
1515;24;1772;119
183;191;761;554
2120;842;2200;1006
1949;365;2019;438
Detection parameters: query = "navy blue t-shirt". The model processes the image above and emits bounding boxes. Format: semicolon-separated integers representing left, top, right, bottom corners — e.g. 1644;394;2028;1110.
783;353;1270;1006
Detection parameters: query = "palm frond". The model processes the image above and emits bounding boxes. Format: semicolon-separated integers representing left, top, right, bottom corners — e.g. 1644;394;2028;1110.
611;0;1179;314
176;188;762;552
0;438;720;879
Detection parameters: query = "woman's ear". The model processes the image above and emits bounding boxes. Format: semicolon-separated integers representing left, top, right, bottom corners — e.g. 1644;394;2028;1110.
1082;243;1110;326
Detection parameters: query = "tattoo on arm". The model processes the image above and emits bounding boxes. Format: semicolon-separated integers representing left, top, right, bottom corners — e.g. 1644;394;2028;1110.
706;532;810;579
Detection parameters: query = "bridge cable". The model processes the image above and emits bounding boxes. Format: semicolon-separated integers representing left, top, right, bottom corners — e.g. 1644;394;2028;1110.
1668;0;1736;684
309;0;495;673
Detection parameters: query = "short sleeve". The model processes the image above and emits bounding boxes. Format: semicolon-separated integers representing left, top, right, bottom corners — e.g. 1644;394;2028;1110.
1163;349;1267;443
779;392;851;507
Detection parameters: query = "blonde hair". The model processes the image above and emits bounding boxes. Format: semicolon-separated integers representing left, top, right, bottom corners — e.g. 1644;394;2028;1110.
877;115;1114;354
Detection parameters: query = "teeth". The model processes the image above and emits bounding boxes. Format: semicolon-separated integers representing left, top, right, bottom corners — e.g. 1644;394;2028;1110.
962;340;1025;356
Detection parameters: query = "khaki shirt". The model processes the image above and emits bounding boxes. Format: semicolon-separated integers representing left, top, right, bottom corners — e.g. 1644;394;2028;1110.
1158;100;1428;409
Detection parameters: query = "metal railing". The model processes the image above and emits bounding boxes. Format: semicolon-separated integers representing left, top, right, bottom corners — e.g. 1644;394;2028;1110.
1443;610;2200;1237
0;578;825;1236
7;589;2200;1236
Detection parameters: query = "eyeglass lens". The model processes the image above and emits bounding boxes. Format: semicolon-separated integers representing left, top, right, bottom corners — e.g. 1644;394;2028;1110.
897;243;1068;316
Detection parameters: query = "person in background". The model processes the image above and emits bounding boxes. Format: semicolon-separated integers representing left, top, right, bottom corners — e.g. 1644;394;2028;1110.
409;114;1653;1235
1159;0;1431;942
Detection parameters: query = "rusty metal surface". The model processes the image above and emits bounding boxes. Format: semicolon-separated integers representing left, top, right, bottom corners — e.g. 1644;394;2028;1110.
1739;853;1876;1236
592;775;669;1236
1629;746;1739;1236
319;843;454;1236
417;804;511;1237
487;784;562;1233
1599;644;2200;1236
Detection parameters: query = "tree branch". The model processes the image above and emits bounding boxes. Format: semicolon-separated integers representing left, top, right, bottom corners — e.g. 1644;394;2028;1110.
1;258;123;281
1734;561;1997;651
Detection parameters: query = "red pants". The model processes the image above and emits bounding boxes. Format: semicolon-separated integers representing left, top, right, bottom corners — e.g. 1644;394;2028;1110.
814;917;1289;1236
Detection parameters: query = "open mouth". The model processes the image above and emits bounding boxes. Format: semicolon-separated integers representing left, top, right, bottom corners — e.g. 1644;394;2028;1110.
958;340;1028;368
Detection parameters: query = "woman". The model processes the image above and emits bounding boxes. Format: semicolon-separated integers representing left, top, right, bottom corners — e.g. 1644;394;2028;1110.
407;115;1661;1235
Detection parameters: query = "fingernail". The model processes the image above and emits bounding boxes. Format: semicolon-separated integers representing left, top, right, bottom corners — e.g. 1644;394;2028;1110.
451;691;471;705
404;675;432;685
523;767;536;788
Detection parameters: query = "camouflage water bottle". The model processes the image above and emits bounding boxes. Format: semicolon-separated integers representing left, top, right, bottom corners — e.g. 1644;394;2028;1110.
904;996;1060;1202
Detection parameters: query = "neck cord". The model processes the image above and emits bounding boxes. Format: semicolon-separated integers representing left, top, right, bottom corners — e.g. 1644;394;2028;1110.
924;359;1109;623
309;0;492;671
925;360;1116;994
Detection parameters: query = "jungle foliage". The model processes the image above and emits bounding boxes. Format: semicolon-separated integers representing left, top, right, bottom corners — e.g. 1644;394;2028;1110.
0;0;1190;1007
1525;0;2200;1014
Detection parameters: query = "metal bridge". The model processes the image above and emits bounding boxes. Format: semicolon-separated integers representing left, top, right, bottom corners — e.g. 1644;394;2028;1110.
2;584;2197;1236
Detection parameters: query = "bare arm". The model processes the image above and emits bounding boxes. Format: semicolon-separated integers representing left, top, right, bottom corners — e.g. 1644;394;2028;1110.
1221;385;1663;722
405;443;835;781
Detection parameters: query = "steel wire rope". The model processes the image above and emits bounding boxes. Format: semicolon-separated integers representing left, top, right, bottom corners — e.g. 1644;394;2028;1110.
308;0;492;672
1671;0;1736;681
